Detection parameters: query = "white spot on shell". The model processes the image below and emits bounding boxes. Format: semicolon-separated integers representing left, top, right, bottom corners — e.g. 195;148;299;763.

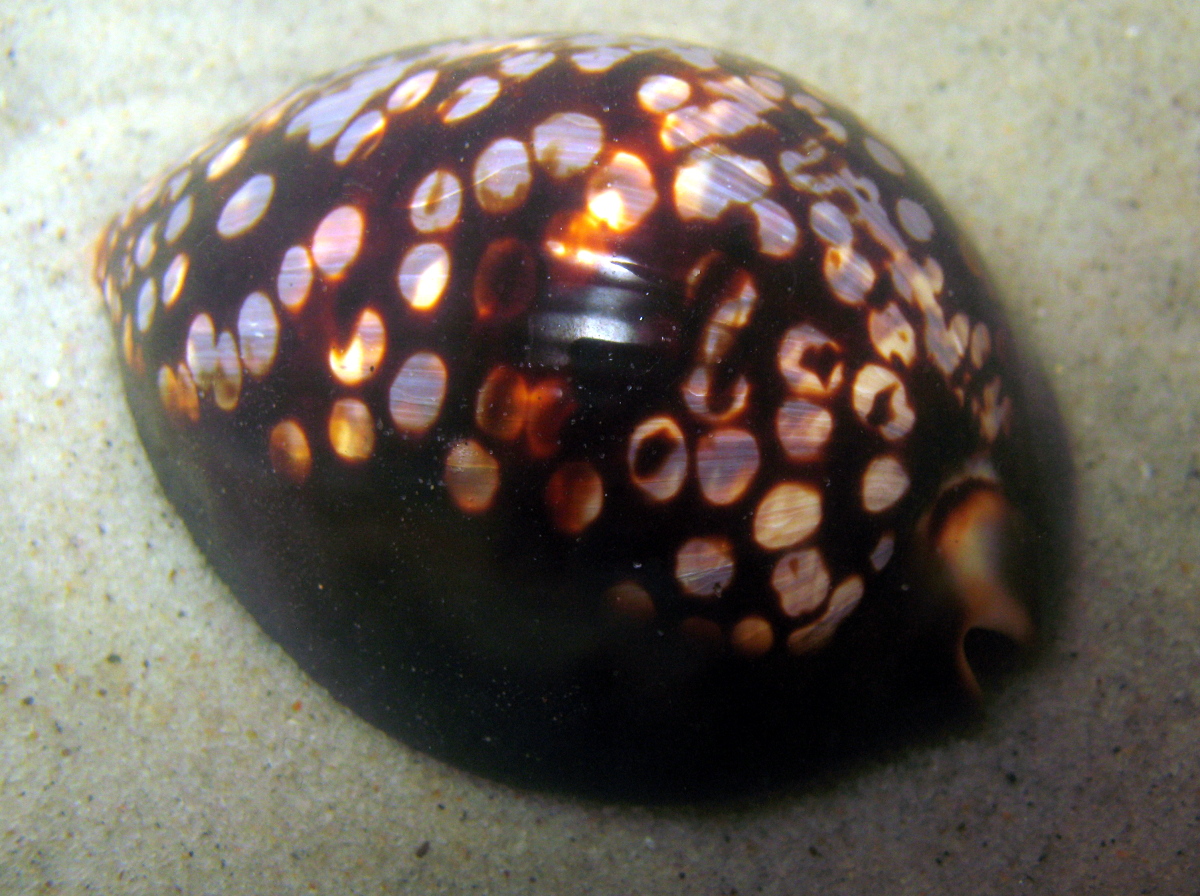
809;200;853;246
388;70;438;112
862;454;910;513
776;398;833;463
675;536;735;597
207;135;248;180
628;415;688;503
674;148;771;220
389;352;447;436
164;195;194;244
277;245;313;312
329;308;386;385
334;109;385;164
443;76;500;122
750;199;797;257
237;291;279;377
217;173;274;239
637;74;691;113
474;138;532;214
753;482;822;551
772;548;830;617
135;278;157;333
410;169;463;233
852;364;915;441
500;51;555;78
532;112;603;179
161;253;188;308
695;427;759;506
328;397;375;461
398;242;450;310
897;197;934;242
312;205;364;278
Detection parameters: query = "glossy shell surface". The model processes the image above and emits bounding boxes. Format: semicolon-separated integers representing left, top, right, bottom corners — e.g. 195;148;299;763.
95;35;1067;797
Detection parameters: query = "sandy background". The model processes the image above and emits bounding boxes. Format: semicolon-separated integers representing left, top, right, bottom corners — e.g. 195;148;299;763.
1;0;1197;893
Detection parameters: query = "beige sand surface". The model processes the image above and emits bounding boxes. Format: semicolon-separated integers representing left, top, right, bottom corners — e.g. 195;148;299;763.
1;1;1197;892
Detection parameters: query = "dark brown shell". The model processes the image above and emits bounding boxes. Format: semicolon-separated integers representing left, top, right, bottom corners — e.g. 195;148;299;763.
94;35;1070;798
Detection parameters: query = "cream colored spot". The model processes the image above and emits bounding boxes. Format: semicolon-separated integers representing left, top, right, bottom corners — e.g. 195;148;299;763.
772;548;830;617
388;70;438;112
897;197;934;242
186;313;217;391
869;303;917;366
134;222;157;269
166;169;192;201
410;169;463;233
748;75;785;101
213;330;242;411
680;366;750;424
865;136;904;175
627;415;688;502
697;274;758;365
237;291;279;378
161;253;188;308
207;135;248;180
695;427;759;506
277;245;314;312
776;397;833;462
675;536;735;598
444;439;500;514
164;195;193;244
661;99;762;150
751;199;798;257
786;575;864;654
474;138;532;214
753;482;821;551
475;365;529;441
135;279;157;333
398;242;450;310
730;616;774;657
670;46;718;69
586;152;657;232
570;46;630;72
532;112;603;179
217;173;274;238
288;61;408;148
329;307;386;385
824;245;876;305
852;364;915;440
545;461;604;535
637;74;691;113
269;419;312;484
334;109;385;164
500;51;554;78
389;351;447;436
862;454;910;513
312;205;364;278
674;148;771;220
778;324;844;397
970;322;992;369
328;397;375;462
157;363;199;424
442;76;500;122
871;532;896;571
605;581;655;623
809;200;853;245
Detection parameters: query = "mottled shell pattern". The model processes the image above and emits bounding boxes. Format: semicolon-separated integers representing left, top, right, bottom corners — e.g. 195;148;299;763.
94;35;1064;796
